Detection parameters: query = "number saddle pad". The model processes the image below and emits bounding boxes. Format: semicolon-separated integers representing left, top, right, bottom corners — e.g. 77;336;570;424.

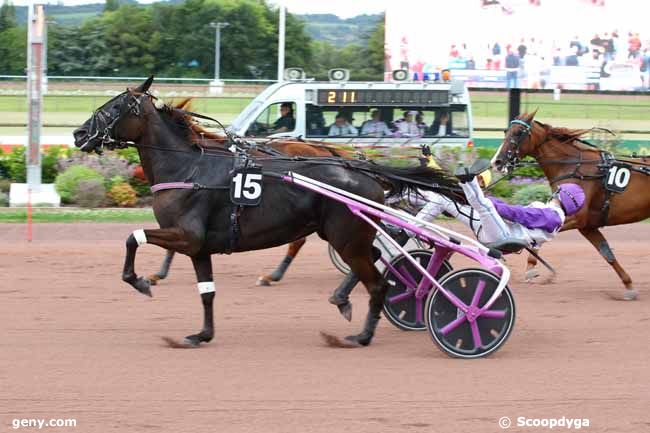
603;162;632;193
230;166;264;206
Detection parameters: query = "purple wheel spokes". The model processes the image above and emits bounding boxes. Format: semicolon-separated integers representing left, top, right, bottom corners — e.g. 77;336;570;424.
470;279;486;308
387;289;415;304
478;309;507;319
470;320;483;350
439;313;467;335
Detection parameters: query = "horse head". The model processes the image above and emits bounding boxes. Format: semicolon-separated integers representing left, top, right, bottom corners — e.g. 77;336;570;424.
492;109;545;173
73;76;155;154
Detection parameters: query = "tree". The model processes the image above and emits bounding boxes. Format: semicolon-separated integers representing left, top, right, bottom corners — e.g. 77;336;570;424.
0;0;16;33
0;26;26;74
104;0;119;13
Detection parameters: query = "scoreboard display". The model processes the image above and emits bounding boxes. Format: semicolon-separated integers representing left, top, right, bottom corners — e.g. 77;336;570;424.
316;89;449;106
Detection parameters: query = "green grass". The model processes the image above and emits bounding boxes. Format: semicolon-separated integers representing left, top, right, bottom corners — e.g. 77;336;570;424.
0;208;155;223
0;95;253;114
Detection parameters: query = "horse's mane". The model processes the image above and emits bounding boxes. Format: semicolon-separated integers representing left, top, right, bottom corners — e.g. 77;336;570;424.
155;98;228;147
535;120;596;151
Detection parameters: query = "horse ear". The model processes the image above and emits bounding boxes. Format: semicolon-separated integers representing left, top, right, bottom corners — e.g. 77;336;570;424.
134;75;154;93
526;108;539;122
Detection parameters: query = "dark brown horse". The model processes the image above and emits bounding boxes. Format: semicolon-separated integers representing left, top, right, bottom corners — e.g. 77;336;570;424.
146;106;357;287
492;111;648;300
72;77;461;347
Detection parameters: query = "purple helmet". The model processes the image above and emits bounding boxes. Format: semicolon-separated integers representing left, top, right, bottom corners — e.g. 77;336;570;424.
555;183;585;216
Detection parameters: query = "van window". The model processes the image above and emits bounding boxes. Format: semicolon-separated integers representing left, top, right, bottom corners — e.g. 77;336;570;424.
305;105;469;138
246;102;296;137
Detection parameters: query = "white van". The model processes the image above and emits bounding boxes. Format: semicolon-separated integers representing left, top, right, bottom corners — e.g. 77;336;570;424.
227;79;473;150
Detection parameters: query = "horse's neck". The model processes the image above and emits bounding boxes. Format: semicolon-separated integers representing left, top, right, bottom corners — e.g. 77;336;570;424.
137;119;200;185
533;137;599;184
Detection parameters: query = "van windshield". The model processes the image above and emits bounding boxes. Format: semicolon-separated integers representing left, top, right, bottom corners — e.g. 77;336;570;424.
305;105;469;138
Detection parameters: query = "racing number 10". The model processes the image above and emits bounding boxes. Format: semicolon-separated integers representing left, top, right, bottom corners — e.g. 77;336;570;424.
232;172;263;200
607;165;631;189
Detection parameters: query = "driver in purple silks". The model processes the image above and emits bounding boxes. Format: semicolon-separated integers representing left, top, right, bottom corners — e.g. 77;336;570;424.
452;159;586;248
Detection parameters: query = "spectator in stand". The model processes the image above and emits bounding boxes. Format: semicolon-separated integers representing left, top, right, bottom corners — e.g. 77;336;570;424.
565;45;580;66
517;38;527;60
466;57;476;69
505;49;520;88
629;32;642;59
641;48;650;89
611;30;623;61
603;32;615;61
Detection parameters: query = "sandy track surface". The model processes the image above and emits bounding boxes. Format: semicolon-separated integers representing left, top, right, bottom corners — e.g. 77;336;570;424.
1;222;649;432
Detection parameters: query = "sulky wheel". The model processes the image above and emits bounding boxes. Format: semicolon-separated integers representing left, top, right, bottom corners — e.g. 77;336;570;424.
328;244;351;275
382;249;452;331
425;268;515;359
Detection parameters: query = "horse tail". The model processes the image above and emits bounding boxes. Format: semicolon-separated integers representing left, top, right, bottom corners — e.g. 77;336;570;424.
354;162;467;205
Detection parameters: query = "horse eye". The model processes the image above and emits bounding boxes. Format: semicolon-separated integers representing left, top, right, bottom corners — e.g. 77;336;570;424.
503;129;508;135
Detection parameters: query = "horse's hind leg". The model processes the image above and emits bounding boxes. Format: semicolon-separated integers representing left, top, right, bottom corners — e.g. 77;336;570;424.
579;228;637;300
148;250;175;286
525;251;540;282
256;238;307;286
184;255;215;346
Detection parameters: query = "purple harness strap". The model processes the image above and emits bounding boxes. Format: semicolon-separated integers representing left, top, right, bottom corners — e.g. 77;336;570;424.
151;182;195;193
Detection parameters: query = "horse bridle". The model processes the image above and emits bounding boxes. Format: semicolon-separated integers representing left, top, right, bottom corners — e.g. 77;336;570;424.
80;90;149;153
502;118;533;172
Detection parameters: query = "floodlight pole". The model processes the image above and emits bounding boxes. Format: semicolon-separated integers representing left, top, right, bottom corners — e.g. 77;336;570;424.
277;5;286;82
27;3;45;187
209;21;229;94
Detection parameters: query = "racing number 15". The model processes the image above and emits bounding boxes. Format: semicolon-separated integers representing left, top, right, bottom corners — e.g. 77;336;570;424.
232;172;262;200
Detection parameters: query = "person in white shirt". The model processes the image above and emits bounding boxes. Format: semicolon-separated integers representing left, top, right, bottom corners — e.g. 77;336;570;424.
396;111;421;137
360;110;392;137
328;113;358;136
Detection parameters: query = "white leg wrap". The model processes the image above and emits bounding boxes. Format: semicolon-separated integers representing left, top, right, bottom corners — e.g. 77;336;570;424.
133;229;147;246
197;281;215;294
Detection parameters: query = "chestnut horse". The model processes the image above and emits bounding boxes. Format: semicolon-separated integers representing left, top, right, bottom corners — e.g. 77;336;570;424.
492;111;649;300
147;102;356;287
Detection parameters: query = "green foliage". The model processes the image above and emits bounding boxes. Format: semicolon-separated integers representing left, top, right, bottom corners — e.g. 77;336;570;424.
7;147;25;183
488;181;518;201
0;26;27;74
114;147;140;165
0;178;10;193
512;184;552;205
108;182;137;207
511;157;545;178
73;179;106;208
0;191;7;207
107;175;125;190
306;15;384;81
0;0;17;33
42;146;69;184
129;176;150;197
54;165;103;204
0;149;8;179
104;0;120;13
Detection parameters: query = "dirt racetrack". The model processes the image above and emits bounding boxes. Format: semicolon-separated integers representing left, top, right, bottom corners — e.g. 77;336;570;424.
1;222;649;433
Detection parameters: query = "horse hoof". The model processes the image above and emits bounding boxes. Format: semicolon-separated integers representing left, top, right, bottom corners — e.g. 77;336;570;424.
337;302;353;322
525;269;540;282
183;336;202;347
134;277;152;297
623;289;638;301
148;275;160;286
344;333;372;347
269;272;284;282
256;277;271;286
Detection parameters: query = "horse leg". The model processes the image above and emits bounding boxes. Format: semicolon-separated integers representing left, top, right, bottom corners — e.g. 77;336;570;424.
148;250;175;286
525;250;540;282
328;246;381;322
256;237;307;286
122;227;203;297
184;255;215;347
579;228;637;300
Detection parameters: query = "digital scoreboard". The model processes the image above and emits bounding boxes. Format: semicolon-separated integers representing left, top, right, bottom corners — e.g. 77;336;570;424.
316;89;449;106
